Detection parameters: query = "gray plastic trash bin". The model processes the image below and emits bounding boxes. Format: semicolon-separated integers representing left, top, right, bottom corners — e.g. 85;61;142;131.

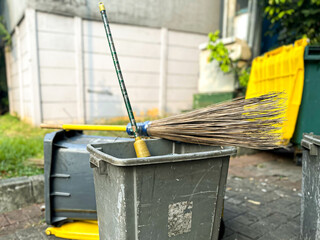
301;133;320;240
44;130;130;225
87;139;236;240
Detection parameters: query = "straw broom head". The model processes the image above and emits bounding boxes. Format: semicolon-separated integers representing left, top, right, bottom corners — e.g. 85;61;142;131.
147;92;286;149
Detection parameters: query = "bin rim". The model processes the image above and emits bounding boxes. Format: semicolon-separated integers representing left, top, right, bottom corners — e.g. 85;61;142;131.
87;139;237;167
302;134;320;146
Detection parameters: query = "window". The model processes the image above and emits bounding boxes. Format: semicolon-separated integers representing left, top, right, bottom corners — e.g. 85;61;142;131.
236;0;249;15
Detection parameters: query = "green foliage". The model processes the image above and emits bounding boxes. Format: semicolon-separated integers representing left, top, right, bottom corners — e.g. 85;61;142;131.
238;68;250;88
207;30;250;88
0;18;10;115
0;49;8;114
0;114;51;179
0;17;11;46
207;31;232;73
264;0;320;45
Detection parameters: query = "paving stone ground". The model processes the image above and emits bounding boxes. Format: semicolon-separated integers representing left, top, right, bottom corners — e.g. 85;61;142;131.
223;151;301;240
0;151;302;240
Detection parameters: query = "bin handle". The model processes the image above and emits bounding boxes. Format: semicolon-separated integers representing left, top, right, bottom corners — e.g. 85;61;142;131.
301;139;318;156
90;155;100;168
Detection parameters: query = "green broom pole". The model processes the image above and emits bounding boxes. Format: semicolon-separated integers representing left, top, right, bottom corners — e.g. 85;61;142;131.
99;2;150;158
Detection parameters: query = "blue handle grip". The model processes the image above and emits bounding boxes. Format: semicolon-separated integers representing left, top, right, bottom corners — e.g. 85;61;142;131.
126;121;150;136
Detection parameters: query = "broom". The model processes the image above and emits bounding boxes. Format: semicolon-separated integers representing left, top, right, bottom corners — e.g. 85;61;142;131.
41;92;285;150
139;92;285;149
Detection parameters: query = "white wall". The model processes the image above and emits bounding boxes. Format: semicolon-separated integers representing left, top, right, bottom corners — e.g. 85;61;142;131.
5;17;33;123
5;9;42;125
82;20;161;122
37;12;78;123
19;19;33;122
6;31;20;117
166;31;205;113
5;34;18;116
5;10;207;125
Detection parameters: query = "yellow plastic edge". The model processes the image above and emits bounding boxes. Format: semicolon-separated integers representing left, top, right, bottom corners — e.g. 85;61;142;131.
46;221;99;240
246;38;308;143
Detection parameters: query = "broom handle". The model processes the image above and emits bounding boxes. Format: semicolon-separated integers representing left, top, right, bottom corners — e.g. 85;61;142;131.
99;2;138;138
41;122;150;136
99;2;150;158
40;123;127;131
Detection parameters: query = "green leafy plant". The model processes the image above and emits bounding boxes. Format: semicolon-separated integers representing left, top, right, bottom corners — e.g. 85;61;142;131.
0;17;9;115
0;17;11;46
238;68;250;88
207;30;250;88
264;0;320;45
207;31;231;72
0;48;8;114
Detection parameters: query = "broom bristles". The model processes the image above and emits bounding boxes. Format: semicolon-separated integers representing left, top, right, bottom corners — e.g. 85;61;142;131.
148;92;286;149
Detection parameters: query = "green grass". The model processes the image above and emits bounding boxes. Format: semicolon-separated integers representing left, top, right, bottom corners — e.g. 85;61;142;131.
0;114;51;179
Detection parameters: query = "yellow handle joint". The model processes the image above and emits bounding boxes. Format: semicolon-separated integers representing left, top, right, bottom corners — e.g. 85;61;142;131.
99;2;105;11
134;137;151;158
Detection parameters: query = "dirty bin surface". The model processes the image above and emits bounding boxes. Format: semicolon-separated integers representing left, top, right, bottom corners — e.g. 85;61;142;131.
87;139;236;240
301;134;320;240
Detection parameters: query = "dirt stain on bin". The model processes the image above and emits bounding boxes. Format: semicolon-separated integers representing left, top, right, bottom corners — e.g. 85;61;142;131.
168;201;193;237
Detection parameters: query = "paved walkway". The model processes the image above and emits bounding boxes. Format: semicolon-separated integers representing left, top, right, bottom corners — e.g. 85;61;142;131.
0;151;302;240
223;151;301;240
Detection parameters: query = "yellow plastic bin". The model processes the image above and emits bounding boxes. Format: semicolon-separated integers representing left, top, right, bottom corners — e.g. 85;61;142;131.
246;39;308;144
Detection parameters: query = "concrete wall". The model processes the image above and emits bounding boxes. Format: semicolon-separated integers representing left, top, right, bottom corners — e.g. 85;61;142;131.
5;12;35;123
5;10;207;125
166;31;204;113
37;12;78;123
82;19;161;121
1;0;222;35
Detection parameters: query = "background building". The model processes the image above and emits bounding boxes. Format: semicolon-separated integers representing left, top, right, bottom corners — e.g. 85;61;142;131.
0;0;222;125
